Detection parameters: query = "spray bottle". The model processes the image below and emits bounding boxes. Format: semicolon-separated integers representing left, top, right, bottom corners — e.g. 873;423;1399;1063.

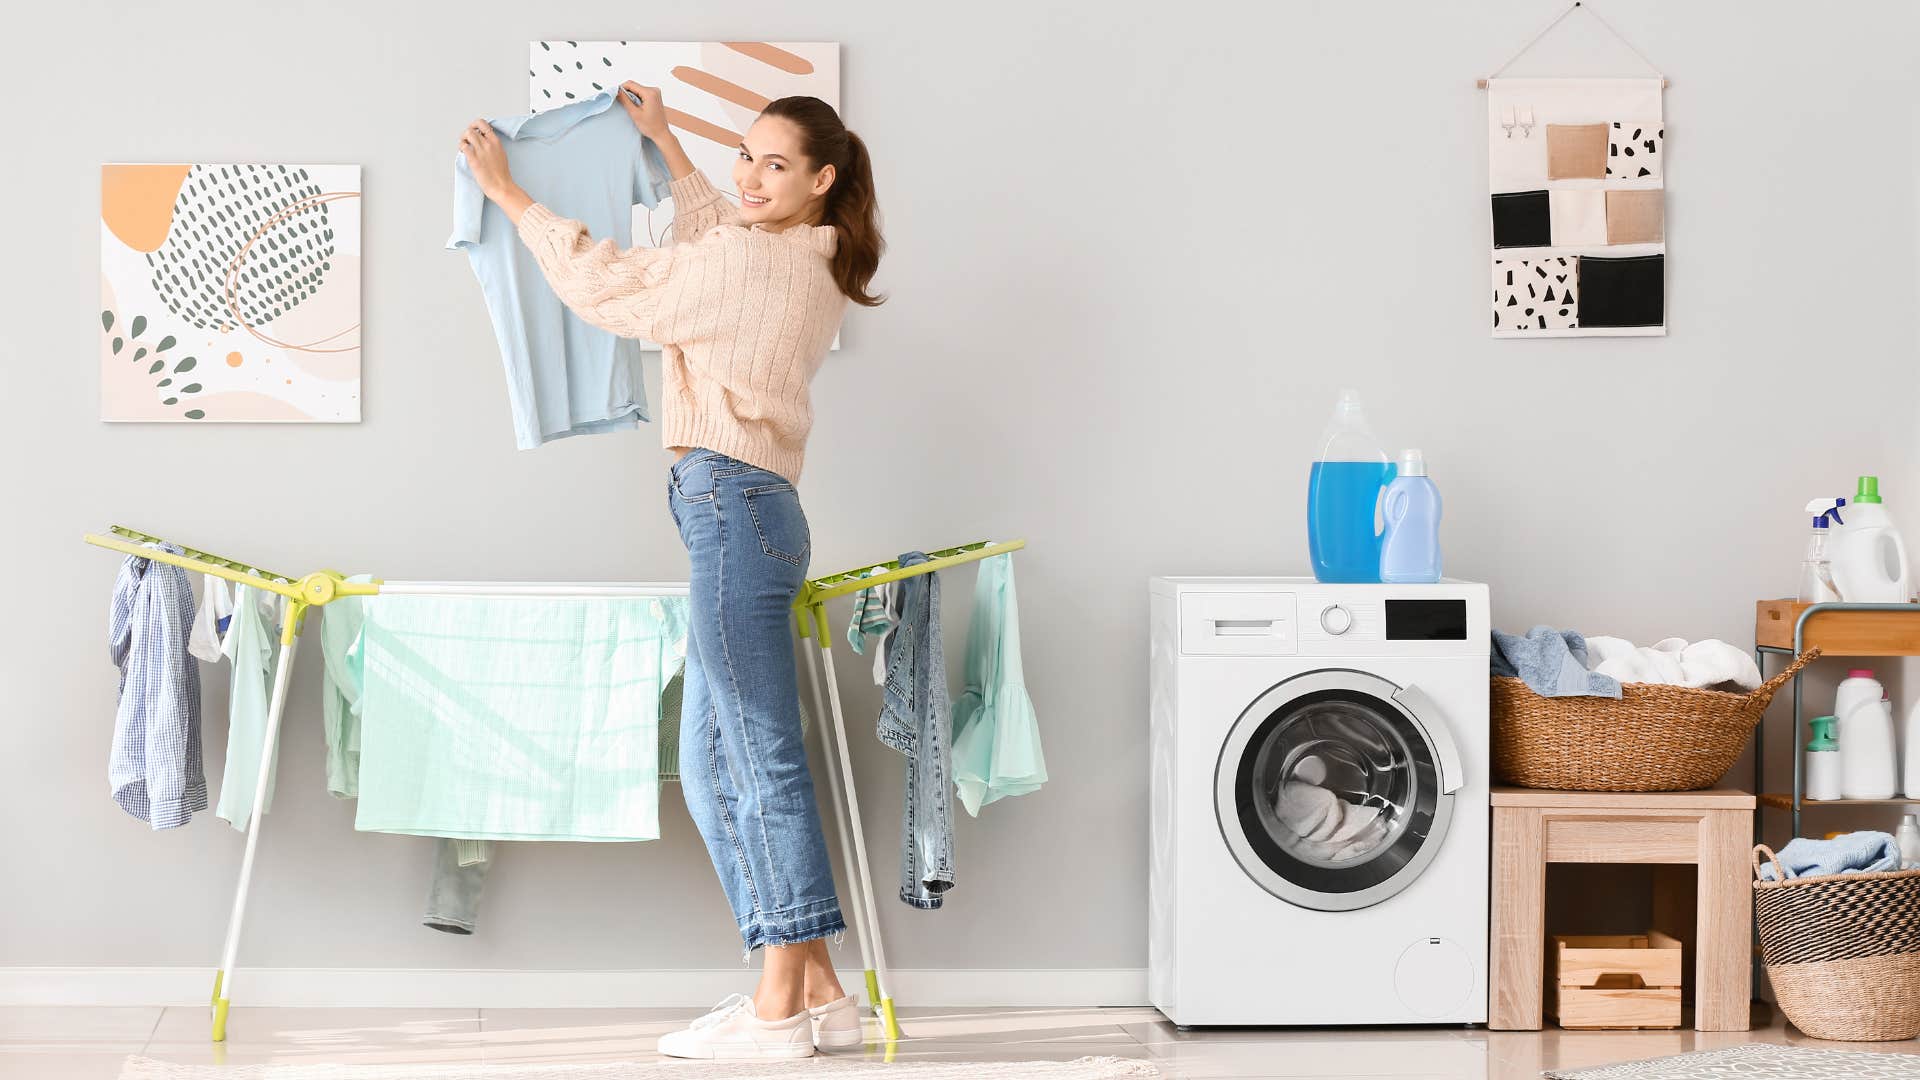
1799;498;1847;603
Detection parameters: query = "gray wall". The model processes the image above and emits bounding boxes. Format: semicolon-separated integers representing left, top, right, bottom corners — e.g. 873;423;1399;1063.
6;0;1918;981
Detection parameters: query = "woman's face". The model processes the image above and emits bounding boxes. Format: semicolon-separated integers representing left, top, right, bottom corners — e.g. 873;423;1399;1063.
732;115;834;227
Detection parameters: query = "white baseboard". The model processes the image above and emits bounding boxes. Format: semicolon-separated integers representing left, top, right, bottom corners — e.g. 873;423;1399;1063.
0;967;1148;1010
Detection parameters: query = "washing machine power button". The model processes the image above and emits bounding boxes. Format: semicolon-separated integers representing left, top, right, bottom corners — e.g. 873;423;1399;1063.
1320;605;1353;635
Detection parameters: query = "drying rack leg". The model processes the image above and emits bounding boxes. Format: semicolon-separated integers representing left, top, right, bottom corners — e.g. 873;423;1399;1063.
804;632;900;1040
801;643;877;1038
211;628;301;1042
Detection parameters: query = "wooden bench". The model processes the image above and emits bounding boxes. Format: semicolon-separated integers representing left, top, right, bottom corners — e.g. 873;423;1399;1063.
1489;786;1755;1031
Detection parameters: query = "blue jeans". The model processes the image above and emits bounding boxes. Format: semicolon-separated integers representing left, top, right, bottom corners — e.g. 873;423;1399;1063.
668;448;846;952
877;552;957;909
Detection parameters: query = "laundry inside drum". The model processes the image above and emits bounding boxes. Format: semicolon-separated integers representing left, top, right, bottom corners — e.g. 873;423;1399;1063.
1251;698;1419;868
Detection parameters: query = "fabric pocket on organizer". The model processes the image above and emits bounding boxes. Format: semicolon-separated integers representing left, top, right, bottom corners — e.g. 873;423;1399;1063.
1605;189;1664;245
1546;123;1609;179
1577;254;1664;327
1549;189;1608;247
1492;190;1552;249
1607;122;1663;179
1492;256;1578;331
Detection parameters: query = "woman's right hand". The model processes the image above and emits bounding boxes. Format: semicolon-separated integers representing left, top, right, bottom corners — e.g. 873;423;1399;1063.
617;81;672;141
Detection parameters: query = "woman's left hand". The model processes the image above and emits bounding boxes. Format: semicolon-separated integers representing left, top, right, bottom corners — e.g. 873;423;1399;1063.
458;119;515;200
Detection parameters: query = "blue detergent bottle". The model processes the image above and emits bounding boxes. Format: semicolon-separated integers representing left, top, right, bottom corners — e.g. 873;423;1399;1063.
1379;449;1443;583
1308;390;1395;583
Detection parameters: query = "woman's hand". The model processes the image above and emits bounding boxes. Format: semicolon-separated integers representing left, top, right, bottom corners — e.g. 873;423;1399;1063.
458;119;515;200
616;82;672;142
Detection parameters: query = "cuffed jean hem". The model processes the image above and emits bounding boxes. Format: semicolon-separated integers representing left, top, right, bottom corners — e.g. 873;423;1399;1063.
738;901;848;952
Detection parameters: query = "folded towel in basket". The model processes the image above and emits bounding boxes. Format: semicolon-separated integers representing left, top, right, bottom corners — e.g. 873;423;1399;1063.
1490;626;1623;699
1757;831;1903;880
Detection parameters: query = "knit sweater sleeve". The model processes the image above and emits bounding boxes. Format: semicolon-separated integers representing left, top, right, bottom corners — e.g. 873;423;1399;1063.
515;202;678;341
666;169;741;239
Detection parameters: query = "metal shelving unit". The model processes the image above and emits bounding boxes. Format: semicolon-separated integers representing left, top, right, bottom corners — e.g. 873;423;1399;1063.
1752;600;1920;839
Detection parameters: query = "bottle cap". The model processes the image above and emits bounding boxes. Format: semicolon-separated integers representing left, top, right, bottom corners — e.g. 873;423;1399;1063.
1812;516;1829;529
1808;715;1838;751
1856;476;1884;505
1849;668;1877;679
1398;449;1427;477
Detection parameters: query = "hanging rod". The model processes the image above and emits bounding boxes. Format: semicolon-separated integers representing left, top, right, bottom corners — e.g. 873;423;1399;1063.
798;539;1027;608
106;525;294;583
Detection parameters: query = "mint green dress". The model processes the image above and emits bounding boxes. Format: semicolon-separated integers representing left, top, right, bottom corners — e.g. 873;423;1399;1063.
950;555;1047;816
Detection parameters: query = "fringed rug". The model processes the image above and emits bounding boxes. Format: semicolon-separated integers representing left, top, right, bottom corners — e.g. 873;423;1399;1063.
119;1054;1161;1079
1545;1042;1920;1079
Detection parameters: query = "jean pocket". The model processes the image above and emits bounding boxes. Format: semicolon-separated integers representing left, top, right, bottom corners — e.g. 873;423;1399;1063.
670;456;718;502
742;483;810;567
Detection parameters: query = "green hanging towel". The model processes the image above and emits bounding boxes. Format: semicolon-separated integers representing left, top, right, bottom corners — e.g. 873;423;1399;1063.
353;594;686;842
951;554;1047;816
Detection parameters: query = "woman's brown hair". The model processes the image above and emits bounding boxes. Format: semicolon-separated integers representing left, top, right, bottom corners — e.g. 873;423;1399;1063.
760;96;885;307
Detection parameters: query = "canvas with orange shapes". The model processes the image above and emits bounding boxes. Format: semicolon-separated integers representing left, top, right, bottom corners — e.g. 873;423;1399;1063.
99;162;362;422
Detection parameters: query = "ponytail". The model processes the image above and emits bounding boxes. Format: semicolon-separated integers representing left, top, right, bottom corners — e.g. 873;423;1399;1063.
761;96;886;307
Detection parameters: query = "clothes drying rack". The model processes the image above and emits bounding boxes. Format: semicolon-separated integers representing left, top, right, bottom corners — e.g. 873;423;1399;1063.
84;525;1025;1044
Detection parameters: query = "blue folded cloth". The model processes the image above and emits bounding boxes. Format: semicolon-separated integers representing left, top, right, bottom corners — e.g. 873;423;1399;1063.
1490;626;1623;699
1758;831;1903;880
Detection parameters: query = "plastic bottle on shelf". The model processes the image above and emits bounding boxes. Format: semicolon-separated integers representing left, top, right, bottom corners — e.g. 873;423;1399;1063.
1798;498;1846;603
1829;475;1912;604
1379;449;1443;584
1900;813;1920;870
1805;715;1842;802
1836;668;1898;800
1906;699;1920;802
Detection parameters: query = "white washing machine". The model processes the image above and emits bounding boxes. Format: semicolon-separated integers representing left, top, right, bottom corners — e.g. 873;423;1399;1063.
1148;577;1490;1026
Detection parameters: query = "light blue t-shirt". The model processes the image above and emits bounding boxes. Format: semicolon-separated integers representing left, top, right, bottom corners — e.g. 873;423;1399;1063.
450;91;670;449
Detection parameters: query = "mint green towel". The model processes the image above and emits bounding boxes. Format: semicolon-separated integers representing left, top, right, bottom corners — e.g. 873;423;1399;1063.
353;594;686;842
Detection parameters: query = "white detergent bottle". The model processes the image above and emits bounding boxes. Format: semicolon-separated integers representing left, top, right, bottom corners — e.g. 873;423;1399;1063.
1905;698;1920;801
1805;715;1843;801
1901;813;1920;869
1831;476;1913;604
1836;668;1898;800
1379;449;1443;584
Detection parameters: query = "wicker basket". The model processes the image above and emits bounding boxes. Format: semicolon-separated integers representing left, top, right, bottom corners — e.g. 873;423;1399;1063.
1491;648;1817;791
1753;843;1920;1041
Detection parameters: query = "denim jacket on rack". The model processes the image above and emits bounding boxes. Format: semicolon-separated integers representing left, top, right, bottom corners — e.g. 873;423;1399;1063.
877;552;956;909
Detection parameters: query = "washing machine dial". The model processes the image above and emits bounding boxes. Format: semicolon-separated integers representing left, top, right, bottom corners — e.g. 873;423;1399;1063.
1320;604;1353;635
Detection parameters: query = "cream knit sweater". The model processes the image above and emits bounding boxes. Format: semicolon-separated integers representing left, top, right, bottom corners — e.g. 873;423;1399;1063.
516;170;847;483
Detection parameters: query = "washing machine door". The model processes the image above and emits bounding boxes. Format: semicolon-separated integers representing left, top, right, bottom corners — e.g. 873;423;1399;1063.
1214;669;1462;912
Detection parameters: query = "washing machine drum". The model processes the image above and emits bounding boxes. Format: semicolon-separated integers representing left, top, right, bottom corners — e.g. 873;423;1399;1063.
1215;669;1460;912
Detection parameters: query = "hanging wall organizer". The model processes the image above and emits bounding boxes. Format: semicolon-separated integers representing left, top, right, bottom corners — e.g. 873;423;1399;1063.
1481;4;1667;338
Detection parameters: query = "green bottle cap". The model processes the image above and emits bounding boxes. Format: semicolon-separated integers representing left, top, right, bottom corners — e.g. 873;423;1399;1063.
1808;715;1838;751
1855;476;1884;504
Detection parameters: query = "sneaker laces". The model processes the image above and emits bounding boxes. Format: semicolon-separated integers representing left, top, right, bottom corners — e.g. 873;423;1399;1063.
689;993;753;1031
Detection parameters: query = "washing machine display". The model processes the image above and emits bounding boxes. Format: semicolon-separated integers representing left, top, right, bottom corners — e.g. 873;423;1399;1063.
1215;669;1461;912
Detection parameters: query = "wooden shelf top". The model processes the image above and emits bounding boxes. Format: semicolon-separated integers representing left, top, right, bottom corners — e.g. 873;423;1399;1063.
1758;793;1920;811
1756;599;1920;655
1492;786;1756;809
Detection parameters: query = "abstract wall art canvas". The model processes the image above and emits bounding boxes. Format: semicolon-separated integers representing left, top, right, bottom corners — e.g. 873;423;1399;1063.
101;163;362;421
1486;79;1665;338
529;42;840;251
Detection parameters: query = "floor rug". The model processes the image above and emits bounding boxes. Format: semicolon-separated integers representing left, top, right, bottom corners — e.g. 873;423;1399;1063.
120;1055;1161;1079
1545;1042;1920;1079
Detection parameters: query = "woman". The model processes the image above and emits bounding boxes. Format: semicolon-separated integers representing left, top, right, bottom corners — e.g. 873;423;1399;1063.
458;83;883;1060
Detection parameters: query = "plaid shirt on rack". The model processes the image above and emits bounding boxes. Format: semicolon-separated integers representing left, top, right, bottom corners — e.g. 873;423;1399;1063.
108;545;206;829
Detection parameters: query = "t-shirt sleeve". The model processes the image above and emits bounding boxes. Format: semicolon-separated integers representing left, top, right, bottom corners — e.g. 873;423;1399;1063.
448;154;486;250
634;135;671;210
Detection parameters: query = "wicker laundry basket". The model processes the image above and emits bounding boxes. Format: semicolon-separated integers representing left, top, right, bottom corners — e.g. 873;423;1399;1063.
1752;843;1920;1041
1490;649;1817;792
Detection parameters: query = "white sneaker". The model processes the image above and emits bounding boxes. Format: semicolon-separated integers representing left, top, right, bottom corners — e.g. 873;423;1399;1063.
809;993;865;1049
656;994;815;1060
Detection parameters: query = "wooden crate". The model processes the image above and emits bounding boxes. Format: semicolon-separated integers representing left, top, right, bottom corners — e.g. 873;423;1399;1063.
1550;931;1683;1030
1755;599;1920;655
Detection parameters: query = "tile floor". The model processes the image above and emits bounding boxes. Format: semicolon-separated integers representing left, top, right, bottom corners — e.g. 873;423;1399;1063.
3;1003;1917;1078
